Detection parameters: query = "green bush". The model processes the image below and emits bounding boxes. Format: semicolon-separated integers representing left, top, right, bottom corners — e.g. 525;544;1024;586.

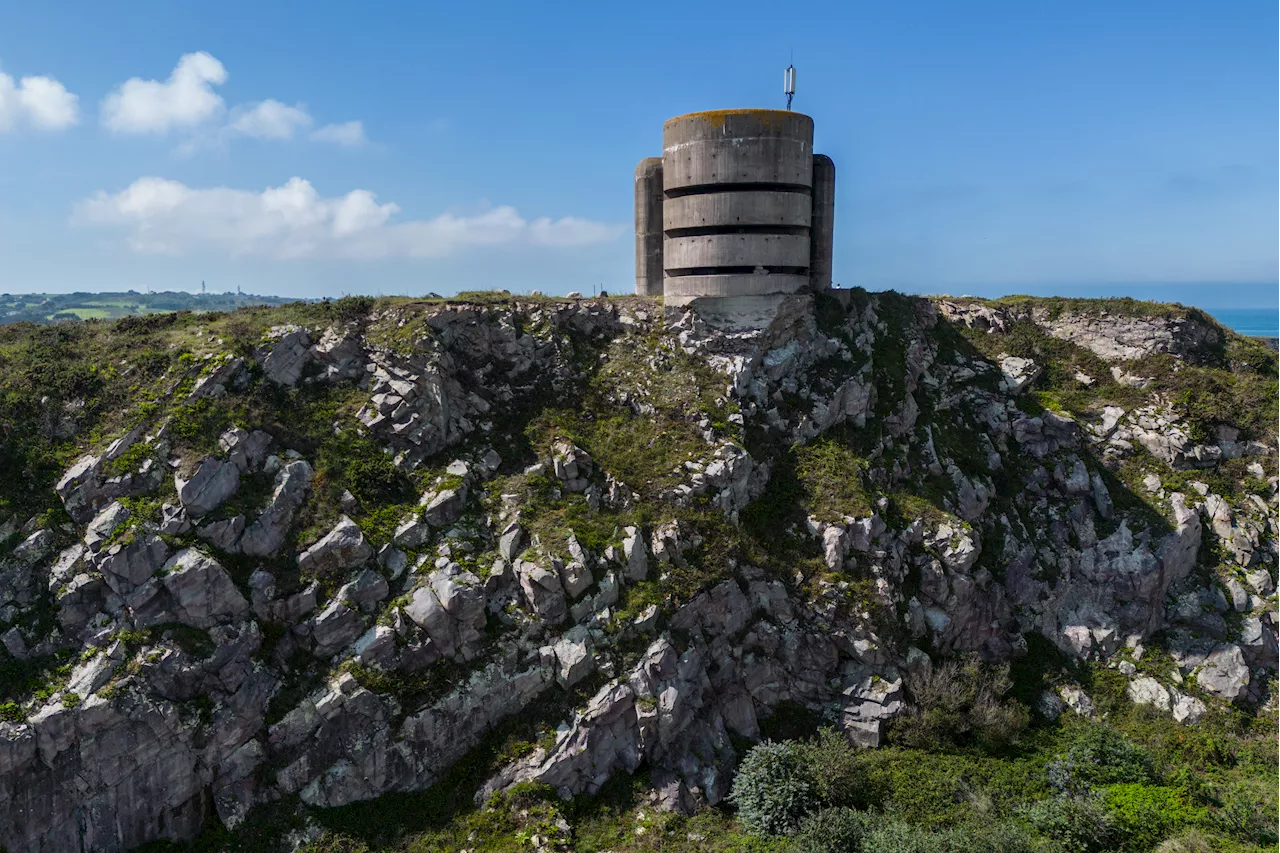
1210;779;1279;845
793;807;875;853
1048;725;1155;795
857;816;1041;853
1021;794;1116;853
802;727;865;809
729;739;815;836
894;657;1030;750
1104;784;1207;851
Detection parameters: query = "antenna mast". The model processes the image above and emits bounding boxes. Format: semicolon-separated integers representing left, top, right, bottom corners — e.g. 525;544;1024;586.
784;64;796;110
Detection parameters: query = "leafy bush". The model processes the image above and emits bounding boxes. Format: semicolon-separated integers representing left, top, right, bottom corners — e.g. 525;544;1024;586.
858;816;1041;853
793;807;875;853
729;739;815;836
893;657;1029;750
1210;779;1280;845
1021;794;1116;853
1104;783;1207;852
803;727;865;809
1048;725;1155;796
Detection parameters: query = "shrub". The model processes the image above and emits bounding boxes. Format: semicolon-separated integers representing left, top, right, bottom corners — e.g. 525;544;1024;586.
1153;829;1216;853
1211;779;1279;845
1047;725;1154;796
793;807;875;853
729;739;815;836
894;657;1030;750
858;817;1040;853
1104;784;1207;852
1021;794;1116;853
802;727;865;809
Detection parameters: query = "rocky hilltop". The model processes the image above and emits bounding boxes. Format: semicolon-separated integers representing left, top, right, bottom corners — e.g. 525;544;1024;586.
0;291;1275;852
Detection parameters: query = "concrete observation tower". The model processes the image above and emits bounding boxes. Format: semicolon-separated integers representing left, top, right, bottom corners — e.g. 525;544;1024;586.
634;107;835;317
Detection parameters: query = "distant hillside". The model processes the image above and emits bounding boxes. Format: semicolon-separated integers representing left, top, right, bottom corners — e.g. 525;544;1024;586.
0;290;302;325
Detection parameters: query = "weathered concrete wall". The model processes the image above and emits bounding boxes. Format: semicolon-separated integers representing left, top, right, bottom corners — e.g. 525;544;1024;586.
659;109;815;306
633;108;836;312
634;158;664;297
810;154;835;291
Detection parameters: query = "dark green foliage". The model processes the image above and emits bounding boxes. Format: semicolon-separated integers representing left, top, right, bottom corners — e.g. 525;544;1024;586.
1209;779;1279;846
1020;794;1116;853
1048;725;1155;795
793;807;875;853
729;739;815;836
892;658;1030;750
1103;783;1208;852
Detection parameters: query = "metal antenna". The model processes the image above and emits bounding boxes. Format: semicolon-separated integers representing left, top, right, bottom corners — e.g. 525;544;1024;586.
784;63;796;110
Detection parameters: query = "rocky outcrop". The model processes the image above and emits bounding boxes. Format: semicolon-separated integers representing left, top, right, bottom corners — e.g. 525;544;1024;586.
0;292;1274;853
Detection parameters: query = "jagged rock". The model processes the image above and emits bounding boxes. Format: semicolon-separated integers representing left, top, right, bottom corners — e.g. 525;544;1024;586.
1126;676;1171;712
298;516;373;575
1171;691;1206;724
220;428;273;472
516;559;567;624
159;502;191;535
338;569;390;614
11;530;55;565
198;515;246;552
177;456;241;517
422;485;467;527
404;564;487;660
393;513;432;548
239;460;313;557
622;526;648;581
1058;685;1096;718
1197;644;1249;700
83;501;131;552
498;523;525;561
312;600;364;656
97;534;170;595
556;558;593;600
551;626;595;688
133;548;250;629
998;355;1041;394
260;327;312;386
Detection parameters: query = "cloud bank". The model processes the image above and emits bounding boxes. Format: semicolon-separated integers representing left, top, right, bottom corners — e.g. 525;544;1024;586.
100;52;363;146
73;177;624;259
101;52;227;133
0;65;78;131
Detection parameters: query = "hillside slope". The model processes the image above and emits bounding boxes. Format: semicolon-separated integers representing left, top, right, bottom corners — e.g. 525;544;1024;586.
0;291;1275;853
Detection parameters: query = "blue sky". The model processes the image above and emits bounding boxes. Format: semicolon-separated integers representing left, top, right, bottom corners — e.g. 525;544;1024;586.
0;0;1275;309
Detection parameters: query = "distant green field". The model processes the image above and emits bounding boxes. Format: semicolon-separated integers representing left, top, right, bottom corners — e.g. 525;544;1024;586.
0;290;302;325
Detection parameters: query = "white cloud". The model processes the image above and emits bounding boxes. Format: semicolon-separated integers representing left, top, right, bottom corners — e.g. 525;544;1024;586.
101;52;227;134
310;120;366;147
73;176;624;259
0;67;79;131
228;99;312;140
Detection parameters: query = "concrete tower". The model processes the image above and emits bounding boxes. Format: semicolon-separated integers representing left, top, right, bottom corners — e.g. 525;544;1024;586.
634;108;835;313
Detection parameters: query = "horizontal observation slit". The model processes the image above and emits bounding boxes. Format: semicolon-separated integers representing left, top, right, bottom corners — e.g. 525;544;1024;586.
664;224;810;238
664;181;812;199
665;265;810;277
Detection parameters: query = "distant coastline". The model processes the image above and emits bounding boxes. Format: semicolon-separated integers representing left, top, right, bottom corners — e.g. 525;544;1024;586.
0;290;302;325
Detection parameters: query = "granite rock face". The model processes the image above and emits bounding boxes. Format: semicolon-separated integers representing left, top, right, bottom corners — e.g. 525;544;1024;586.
0;293;1275;852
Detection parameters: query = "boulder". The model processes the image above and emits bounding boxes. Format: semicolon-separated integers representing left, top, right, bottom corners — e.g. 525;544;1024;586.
298;516;373;575
240;460;313;557
177;457;241;517
134;548;249;629
260;328;312;386
1197;644;1249;700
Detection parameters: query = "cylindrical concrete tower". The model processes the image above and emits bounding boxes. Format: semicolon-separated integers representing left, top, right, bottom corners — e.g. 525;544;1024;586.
809;154;836;291
634;157;664;297
633;107;835;315
660;109;815;306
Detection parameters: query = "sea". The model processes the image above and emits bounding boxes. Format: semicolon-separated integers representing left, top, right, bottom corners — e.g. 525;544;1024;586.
1206;308;1279;339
